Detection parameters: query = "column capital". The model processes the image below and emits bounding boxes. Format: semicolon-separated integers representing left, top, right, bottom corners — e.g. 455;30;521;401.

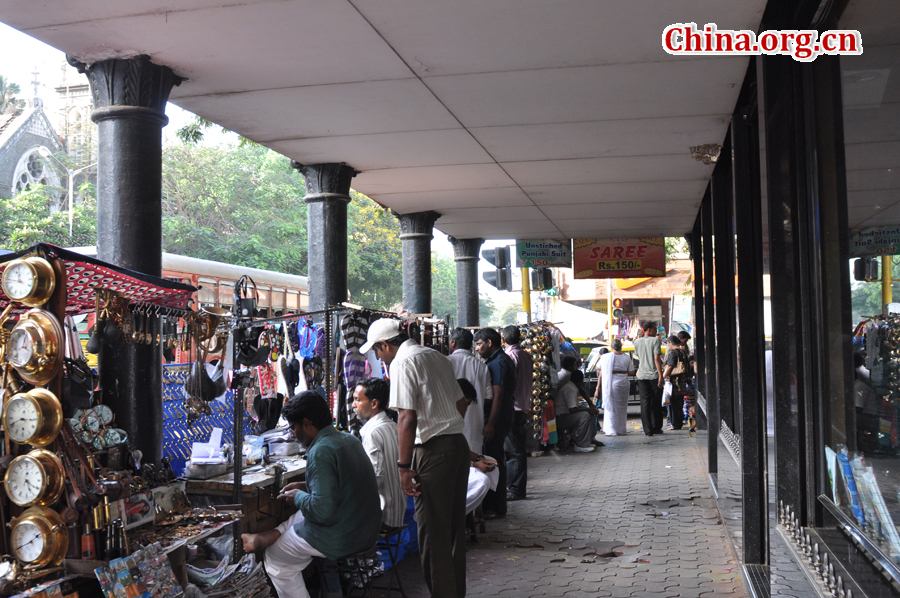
292;162;358;203
68;54;182;126
393;210;440;240
448;236;484;262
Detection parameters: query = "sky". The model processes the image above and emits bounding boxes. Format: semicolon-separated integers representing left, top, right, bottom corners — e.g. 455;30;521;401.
0;22;521;308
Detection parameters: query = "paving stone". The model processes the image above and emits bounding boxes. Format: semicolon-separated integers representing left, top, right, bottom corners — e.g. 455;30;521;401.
387;411;746;597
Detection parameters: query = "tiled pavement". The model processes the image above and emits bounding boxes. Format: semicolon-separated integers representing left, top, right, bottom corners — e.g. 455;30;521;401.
391;413;747;598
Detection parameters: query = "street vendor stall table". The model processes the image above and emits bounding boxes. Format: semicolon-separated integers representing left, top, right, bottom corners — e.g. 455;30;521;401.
185;456;306;535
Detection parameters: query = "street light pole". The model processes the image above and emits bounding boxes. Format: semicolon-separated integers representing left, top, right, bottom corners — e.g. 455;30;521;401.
38;147;96;239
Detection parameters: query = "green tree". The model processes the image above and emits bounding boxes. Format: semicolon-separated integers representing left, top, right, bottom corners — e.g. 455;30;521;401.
161;143;309;274
347;193;402;310
0;183;97;249
851;258;900;324
0;76;23;114
431;252;457;321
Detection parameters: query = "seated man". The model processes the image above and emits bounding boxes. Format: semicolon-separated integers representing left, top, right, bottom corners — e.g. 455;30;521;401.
555;370;598;453
455;379;498;515
352;377;406;529
242;392;381;598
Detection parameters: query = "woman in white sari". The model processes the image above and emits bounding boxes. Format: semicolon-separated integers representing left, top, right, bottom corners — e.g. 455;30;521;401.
595;339;635;436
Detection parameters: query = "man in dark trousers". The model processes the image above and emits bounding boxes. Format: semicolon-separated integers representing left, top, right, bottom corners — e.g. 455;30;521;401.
502;325;532;501
633;320;665;436
474;327;516;518
361;318;469;598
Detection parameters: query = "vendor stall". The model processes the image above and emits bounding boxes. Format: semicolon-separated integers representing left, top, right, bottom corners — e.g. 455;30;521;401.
0;245;266;598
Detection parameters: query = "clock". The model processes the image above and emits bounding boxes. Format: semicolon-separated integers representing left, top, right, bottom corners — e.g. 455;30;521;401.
6;309;64;386
1;257;56;307
10;506;68;568
1;389;63;446
3;449;65;507
93;404;114;426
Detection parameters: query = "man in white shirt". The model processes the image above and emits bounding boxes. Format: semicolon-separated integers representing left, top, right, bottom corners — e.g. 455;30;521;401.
361;319;469;598
446;328;493;456
353;377;406;529
555;370;598;452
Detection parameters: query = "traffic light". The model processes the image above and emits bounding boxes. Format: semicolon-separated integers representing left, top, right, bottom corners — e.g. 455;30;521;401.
853;257;880;282
612;297;623;319
531;268;553;291
482;247;512;291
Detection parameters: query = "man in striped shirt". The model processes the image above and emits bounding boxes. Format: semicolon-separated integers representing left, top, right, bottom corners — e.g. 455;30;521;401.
361;318;469;598
354;377;406;529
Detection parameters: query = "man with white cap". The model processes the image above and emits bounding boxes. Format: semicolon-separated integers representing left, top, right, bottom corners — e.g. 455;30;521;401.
361;318;469;598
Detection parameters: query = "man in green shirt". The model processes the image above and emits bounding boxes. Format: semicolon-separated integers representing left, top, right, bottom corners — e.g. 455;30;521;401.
633;321;665;436
241;391;381;598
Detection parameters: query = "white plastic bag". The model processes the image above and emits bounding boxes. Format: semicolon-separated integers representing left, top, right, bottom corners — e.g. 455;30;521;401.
662;381;672;406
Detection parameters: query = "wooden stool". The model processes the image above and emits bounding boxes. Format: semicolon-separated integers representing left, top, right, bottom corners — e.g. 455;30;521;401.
371;526;408;598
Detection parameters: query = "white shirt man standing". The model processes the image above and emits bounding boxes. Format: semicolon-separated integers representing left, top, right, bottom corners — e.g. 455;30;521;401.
446;327;493;455
361;318;469;598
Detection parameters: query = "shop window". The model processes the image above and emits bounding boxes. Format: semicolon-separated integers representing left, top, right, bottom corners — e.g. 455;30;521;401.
286;291;299;311
197;278;217;306
832;0;900;564
218;279;235;308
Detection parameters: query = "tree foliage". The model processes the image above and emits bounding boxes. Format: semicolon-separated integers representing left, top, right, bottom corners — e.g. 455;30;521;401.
347;192;402;310
0;76;23;115
161;144;309;275
0;184;97;249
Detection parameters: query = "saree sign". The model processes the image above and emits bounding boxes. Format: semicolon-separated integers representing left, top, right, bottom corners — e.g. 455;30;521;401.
572;238;666;279
515;239;571;268
849;226;900;257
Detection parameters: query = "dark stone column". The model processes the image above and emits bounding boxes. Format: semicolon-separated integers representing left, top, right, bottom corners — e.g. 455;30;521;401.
449;236;483;326
292;162;357;312
70;54;182;464
394;211;440;314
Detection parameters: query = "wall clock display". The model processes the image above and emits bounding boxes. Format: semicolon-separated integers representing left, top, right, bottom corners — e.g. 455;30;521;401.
9;506;68;568
1;257;56;308
1;389;62;446
3;449;64;507
6;309;63;386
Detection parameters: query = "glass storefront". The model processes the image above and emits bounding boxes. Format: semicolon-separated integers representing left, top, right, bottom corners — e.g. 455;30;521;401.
828;0;900;566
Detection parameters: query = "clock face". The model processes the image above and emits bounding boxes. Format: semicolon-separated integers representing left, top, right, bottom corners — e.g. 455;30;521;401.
4;396;39;443
94;405;114;426
4;457;43;505
12;520;44;563
8;327;34;369
82;410;101;433
3;263;35;300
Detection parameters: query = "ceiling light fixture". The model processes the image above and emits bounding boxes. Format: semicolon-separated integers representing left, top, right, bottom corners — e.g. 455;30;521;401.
690;144;722;165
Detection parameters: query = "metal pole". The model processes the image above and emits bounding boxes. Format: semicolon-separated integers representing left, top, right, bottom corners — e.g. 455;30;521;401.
68;170;74;238
607;278;612;339
521;267;531;323
883;255;893;310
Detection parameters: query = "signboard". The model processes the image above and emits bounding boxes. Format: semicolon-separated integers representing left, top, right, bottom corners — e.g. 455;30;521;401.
572;237;666;279
515;239;572;268
849;226;900;257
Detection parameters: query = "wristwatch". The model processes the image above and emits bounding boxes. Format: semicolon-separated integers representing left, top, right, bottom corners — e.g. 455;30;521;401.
397;461;412;470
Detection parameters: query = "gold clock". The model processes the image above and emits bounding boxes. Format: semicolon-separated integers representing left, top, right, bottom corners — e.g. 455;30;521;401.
3;449;65;507
1;389;63;446
1;257;56;307
9;507;68;568
6;309;63;386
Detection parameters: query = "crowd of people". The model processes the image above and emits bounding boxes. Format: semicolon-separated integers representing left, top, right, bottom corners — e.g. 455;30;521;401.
241;318;694;598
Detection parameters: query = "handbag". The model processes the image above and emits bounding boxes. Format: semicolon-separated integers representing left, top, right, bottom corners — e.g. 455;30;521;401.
62;317;95;414
669;349;686;377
